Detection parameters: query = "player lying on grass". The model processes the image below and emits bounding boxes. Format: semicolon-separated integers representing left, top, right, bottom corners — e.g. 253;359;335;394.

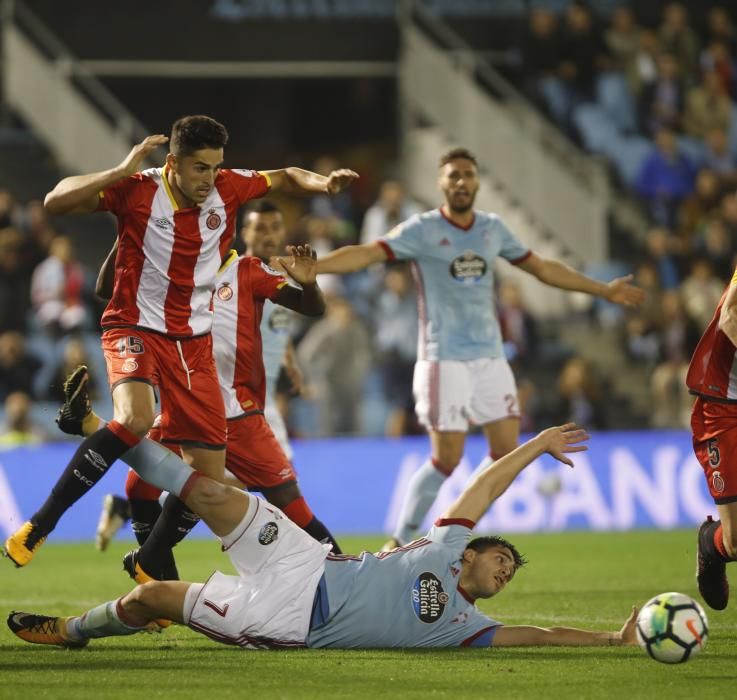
7;423;639;650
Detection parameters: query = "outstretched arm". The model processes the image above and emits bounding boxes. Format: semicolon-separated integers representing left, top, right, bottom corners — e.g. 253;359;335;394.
312;241;388;274
441;424;588;524
44;135;168;215
264;167;358;196
493;607;639;647
516;253;645;308
271;245;326;317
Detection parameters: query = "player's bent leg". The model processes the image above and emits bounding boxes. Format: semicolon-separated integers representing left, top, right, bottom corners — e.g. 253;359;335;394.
121;581;191;626
3;384;153;567
112;381;157;438
261;482;342;553
388;430;466;548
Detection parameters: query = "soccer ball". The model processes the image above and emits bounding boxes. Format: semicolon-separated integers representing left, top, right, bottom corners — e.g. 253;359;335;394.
635;592;708;663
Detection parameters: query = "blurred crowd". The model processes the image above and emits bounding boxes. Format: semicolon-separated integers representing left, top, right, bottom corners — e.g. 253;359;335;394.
4;1;736;443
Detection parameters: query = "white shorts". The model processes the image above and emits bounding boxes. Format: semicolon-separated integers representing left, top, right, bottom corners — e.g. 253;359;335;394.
265;394;293;461
183;493;330;649
413;358;519;432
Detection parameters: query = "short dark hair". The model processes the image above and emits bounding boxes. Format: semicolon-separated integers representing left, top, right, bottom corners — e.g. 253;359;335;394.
439;147;478;168
241;200;282;228
466;536;527;569
170;115;228;157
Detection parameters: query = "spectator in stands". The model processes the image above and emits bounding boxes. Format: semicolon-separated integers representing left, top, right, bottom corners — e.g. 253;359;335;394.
0;189;16;228
644;226;681;290
0;391;45;449
605;6;642;93
309;155;355;225
498;278;538;369
706;6;736;55
624;313;660;364
658;2;700;85
297;296;372;436
632;260;663;327
43;337;97;403
632;30;661;96
0;331;41;401
360;180;421;246
719;191;737;240
30;235;88;337
635;127;695;228
550;356;606;430
694;217;733;281
702;127;737;178
681;258;725;329
700;39;736;98
523;7;563;107
0;227;30;333
372;265;418;437
678;168;722;243
638;52;685;136
18;199;55;272
650;289;700;428
683;70;733;140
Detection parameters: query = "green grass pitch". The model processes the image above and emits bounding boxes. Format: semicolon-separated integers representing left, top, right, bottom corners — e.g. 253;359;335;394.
0;531;734;699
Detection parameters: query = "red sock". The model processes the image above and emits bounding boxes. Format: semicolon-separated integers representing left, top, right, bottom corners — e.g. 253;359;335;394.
125;469;162;502
281;496;315;528
714;524;731;560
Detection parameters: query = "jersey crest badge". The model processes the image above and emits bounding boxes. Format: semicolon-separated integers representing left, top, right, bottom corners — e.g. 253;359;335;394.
206;209;222;230
438;237;451;246
258;522;279;545
217;283;233;301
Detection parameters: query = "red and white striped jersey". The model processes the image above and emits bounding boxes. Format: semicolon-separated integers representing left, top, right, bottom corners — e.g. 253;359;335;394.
212;253;288;418
99;166;270;338
687;282;737;402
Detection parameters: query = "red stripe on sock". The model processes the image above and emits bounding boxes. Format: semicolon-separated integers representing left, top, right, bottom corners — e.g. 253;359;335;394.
180;472;202;502
281;496;315;528
125;469;162;501
431;458;456;476
714;524;730;559
107;420;141;448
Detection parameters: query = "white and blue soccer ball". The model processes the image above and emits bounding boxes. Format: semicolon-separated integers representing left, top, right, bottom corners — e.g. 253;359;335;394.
636;592;708;664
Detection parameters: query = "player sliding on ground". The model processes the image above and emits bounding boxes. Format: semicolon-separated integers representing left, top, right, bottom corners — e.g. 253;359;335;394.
8;424;639;650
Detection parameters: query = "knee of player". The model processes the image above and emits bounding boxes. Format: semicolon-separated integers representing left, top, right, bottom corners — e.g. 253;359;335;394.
125;582;163;615
189;476;230;509
116;413;155;438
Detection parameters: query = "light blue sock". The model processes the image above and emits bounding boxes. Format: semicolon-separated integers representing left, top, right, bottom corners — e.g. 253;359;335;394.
121;438;196;498
68;600;145;640
394;459;449;545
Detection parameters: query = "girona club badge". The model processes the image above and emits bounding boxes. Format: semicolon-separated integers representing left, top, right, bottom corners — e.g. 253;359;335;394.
217;282;233;301
206;209;222;230
713;471;726;494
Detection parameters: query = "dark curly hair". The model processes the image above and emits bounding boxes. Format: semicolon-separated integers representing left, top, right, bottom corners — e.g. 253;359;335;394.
439;147;478;168
170;115;229;157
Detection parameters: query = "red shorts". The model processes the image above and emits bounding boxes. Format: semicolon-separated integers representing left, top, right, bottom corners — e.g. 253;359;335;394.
225;412;296;490
691;397;737;504
102;328;226;449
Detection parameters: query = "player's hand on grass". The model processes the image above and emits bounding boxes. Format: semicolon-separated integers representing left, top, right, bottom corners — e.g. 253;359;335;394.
537;423;589;467
274;245;319;286
604;274;645;308
120;135;168;177
325;169;359;194
615;606;639;646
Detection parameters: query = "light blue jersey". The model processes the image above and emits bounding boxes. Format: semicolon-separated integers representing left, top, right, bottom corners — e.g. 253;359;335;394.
379;210;530;362
260;299;293;398
307;522;500;648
